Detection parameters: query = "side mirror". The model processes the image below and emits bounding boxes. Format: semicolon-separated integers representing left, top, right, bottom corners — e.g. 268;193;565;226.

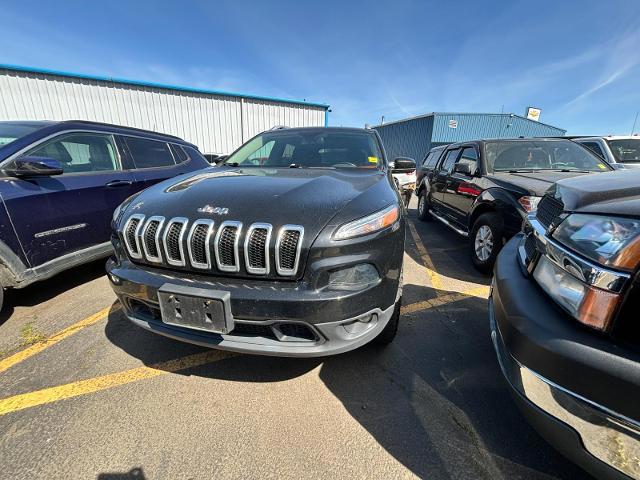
611;163;626;170
454;163;473;176
391;157;416;173
8;156;64;177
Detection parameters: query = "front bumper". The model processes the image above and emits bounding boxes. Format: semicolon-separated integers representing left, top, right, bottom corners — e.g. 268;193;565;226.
491;236;640;479
107;258;399;357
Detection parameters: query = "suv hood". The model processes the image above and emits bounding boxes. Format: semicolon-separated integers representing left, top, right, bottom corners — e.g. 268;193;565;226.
487;171;593;196
124;167;386;240
552;170;640;217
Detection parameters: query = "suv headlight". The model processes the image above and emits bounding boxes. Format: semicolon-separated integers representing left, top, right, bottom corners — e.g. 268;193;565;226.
333;205;400;240
552;214;640;271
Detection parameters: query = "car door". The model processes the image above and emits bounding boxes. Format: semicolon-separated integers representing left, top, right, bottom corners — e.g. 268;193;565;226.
121;136;191;191
2;131;137;267
431;148;460;214
442;146;481;227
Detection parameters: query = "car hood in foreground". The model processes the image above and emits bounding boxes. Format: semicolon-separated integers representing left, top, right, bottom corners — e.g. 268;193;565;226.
486;171;594;196
123;167;389;240
551;170;640;217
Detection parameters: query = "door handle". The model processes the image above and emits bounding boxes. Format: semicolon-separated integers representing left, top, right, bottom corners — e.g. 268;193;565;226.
106;180;133;188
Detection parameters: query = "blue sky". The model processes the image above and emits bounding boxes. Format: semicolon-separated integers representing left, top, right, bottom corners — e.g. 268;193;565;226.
2;0;640;135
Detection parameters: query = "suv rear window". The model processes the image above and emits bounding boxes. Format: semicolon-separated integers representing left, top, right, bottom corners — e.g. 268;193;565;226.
125;137;176;169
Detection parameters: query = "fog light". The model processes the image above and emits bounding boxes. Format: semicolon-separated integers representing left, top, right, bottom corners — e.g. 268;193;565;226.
327;264;380;291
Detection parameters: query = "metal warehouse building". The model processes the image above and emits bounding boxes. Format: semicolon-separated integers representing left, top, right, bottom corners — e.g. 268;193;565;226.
373;112;566;163
0;64;329;155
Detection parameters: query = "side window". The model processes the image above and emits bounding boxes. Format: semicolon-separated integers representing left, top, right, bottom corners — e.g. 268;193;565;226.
581;142;605;158
170;144;189;164
441;149;460;173
422;152;434;167
427;150;442;168
125;137;176;169
457;147;478;170
27;133;119;174
181;145;208;164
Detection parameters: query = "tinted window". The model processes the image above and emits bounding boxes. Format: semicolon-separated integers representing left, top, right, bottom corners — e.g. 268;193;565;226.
426;150;442;168
485;140;610;173
441;149;460;173
606;139;640;163
170;144;189;163
223;130;383;169
457;147;478;170
182;145;208;164
27;133;119;173
125;137;175;168
0;122;48;148
580;142;605;158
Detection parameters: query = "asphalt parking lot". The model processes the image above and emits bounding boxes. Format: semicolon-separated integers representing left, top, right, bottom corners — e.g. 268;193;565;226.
0;200;590;480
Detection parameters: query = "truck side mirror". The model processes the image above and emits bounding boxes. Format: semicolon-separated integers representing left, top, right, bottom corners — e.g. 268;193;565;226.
391;157;416;173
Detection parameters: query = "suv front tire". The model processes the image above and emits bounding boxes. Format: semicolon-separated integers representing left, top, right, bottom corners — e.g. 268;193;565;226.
470;212;503;273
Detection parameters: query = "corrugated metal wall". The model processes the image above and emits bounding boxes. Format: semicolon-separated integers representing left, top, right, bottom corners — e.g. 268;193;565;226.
431;113;566;143
0;67;327;154
374;115;434;163
374;112;566;163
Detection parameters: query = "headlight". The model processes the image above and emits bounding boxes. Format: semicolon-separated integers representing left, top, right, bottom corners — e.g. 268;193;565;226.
553;214;640;270
533;255;620;331
333;205;400;240
517;196;541;213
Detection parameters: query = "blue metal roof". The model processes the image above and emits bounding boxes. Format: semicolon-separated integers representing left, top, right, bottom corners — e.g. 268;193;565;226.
0;63;330;110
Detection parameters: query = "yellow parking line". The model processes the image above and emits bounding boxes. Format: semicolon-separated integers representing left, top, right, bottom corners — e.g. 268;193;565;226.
0;350;232;416
0;305;119;374
401;285;489;316
407;220;443;292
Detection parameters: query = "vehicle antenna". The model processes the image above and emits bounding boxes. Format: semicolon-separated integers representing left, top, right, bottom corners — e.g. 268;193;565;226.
631;111;639;135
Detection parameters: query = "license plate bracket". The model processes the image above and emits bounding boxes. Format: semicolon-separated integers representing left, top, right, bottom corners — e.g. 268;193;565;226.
158;284;234;334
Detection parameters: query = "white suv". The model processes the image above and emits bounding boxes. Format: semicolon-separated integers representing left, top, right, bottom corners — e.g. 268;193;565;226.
574;136;640;169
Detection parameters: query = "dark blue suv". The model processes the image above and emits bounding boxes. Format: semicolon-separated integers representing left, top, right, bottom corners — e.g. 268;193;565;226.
0;120;210;311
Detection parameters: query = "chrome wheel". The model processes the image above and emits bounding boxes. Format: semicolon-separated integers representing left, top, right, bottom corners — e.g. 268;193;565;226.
418;194;425;215
474;225;493;262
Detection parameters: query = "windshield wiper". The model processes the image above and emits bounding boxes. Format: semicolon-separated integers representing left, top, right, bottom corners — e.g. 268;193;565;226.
224;162;240;167
288;163;303;169
499;169;536;173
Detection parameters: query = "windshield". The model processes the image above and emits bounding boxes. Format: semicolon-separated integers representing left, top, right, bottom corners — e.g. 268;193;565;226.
606;139;640;163
0;122;46;148
222;130;383;169
485;140;610;173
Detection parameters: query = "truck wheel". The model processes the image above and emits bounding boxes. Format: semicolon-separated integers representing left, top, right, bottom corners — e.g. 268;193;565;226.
470;212;504;273
0;284;4;313
403;192;412;208
373;298;401;345
417;190;432;221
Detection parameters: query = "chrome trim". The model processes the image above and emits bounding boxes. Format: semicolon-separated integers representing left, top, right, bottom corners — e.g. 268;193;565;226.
186;219;215;270
429;209;469;237
244;223;273;275
490;309;640;479
275;225;304;277
214;221;243;273
162;217;189;267
140;216;165;263
528;215;630;293
122;214;145;260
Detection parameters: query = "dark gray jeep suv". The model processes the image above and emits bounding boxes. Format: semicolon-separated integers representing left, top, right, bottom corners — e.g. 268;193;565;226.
107;127;414;356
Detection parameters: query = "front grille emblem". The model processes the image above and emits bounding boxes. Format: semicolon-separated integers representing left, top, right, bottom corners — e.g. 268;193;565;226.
197;205;229;215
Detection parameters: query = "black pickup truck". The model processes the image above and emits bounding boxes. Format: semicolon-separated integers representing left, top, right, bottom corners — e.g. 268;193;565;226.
416;138;612;271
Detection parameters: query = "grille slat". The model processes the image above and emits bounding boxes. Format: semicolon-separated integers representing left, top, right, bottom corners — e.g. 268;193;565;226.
187;220;214;269
162;218;188;266
245;223;272;275
141;216;165;263
276;225;304;276
536;194;564;229
123;214;145;259
215;221;242;272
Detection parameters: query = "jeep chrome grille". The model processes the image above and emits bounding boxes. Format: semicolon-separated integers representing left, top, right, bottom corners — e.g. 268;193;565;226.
121;215;303;277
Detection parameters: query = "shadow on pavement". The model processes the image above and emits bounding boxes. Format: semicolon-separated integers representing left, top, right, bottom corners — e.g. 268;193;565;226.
104;287;587;479
0;259;107;326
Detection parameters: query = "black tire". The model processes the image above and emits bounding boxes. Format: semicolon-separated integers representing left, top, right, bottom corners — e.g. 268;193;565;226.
417;189;432;221
0;285;4;313
403;192;412;208
373;298;401;345
470;212;504;273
